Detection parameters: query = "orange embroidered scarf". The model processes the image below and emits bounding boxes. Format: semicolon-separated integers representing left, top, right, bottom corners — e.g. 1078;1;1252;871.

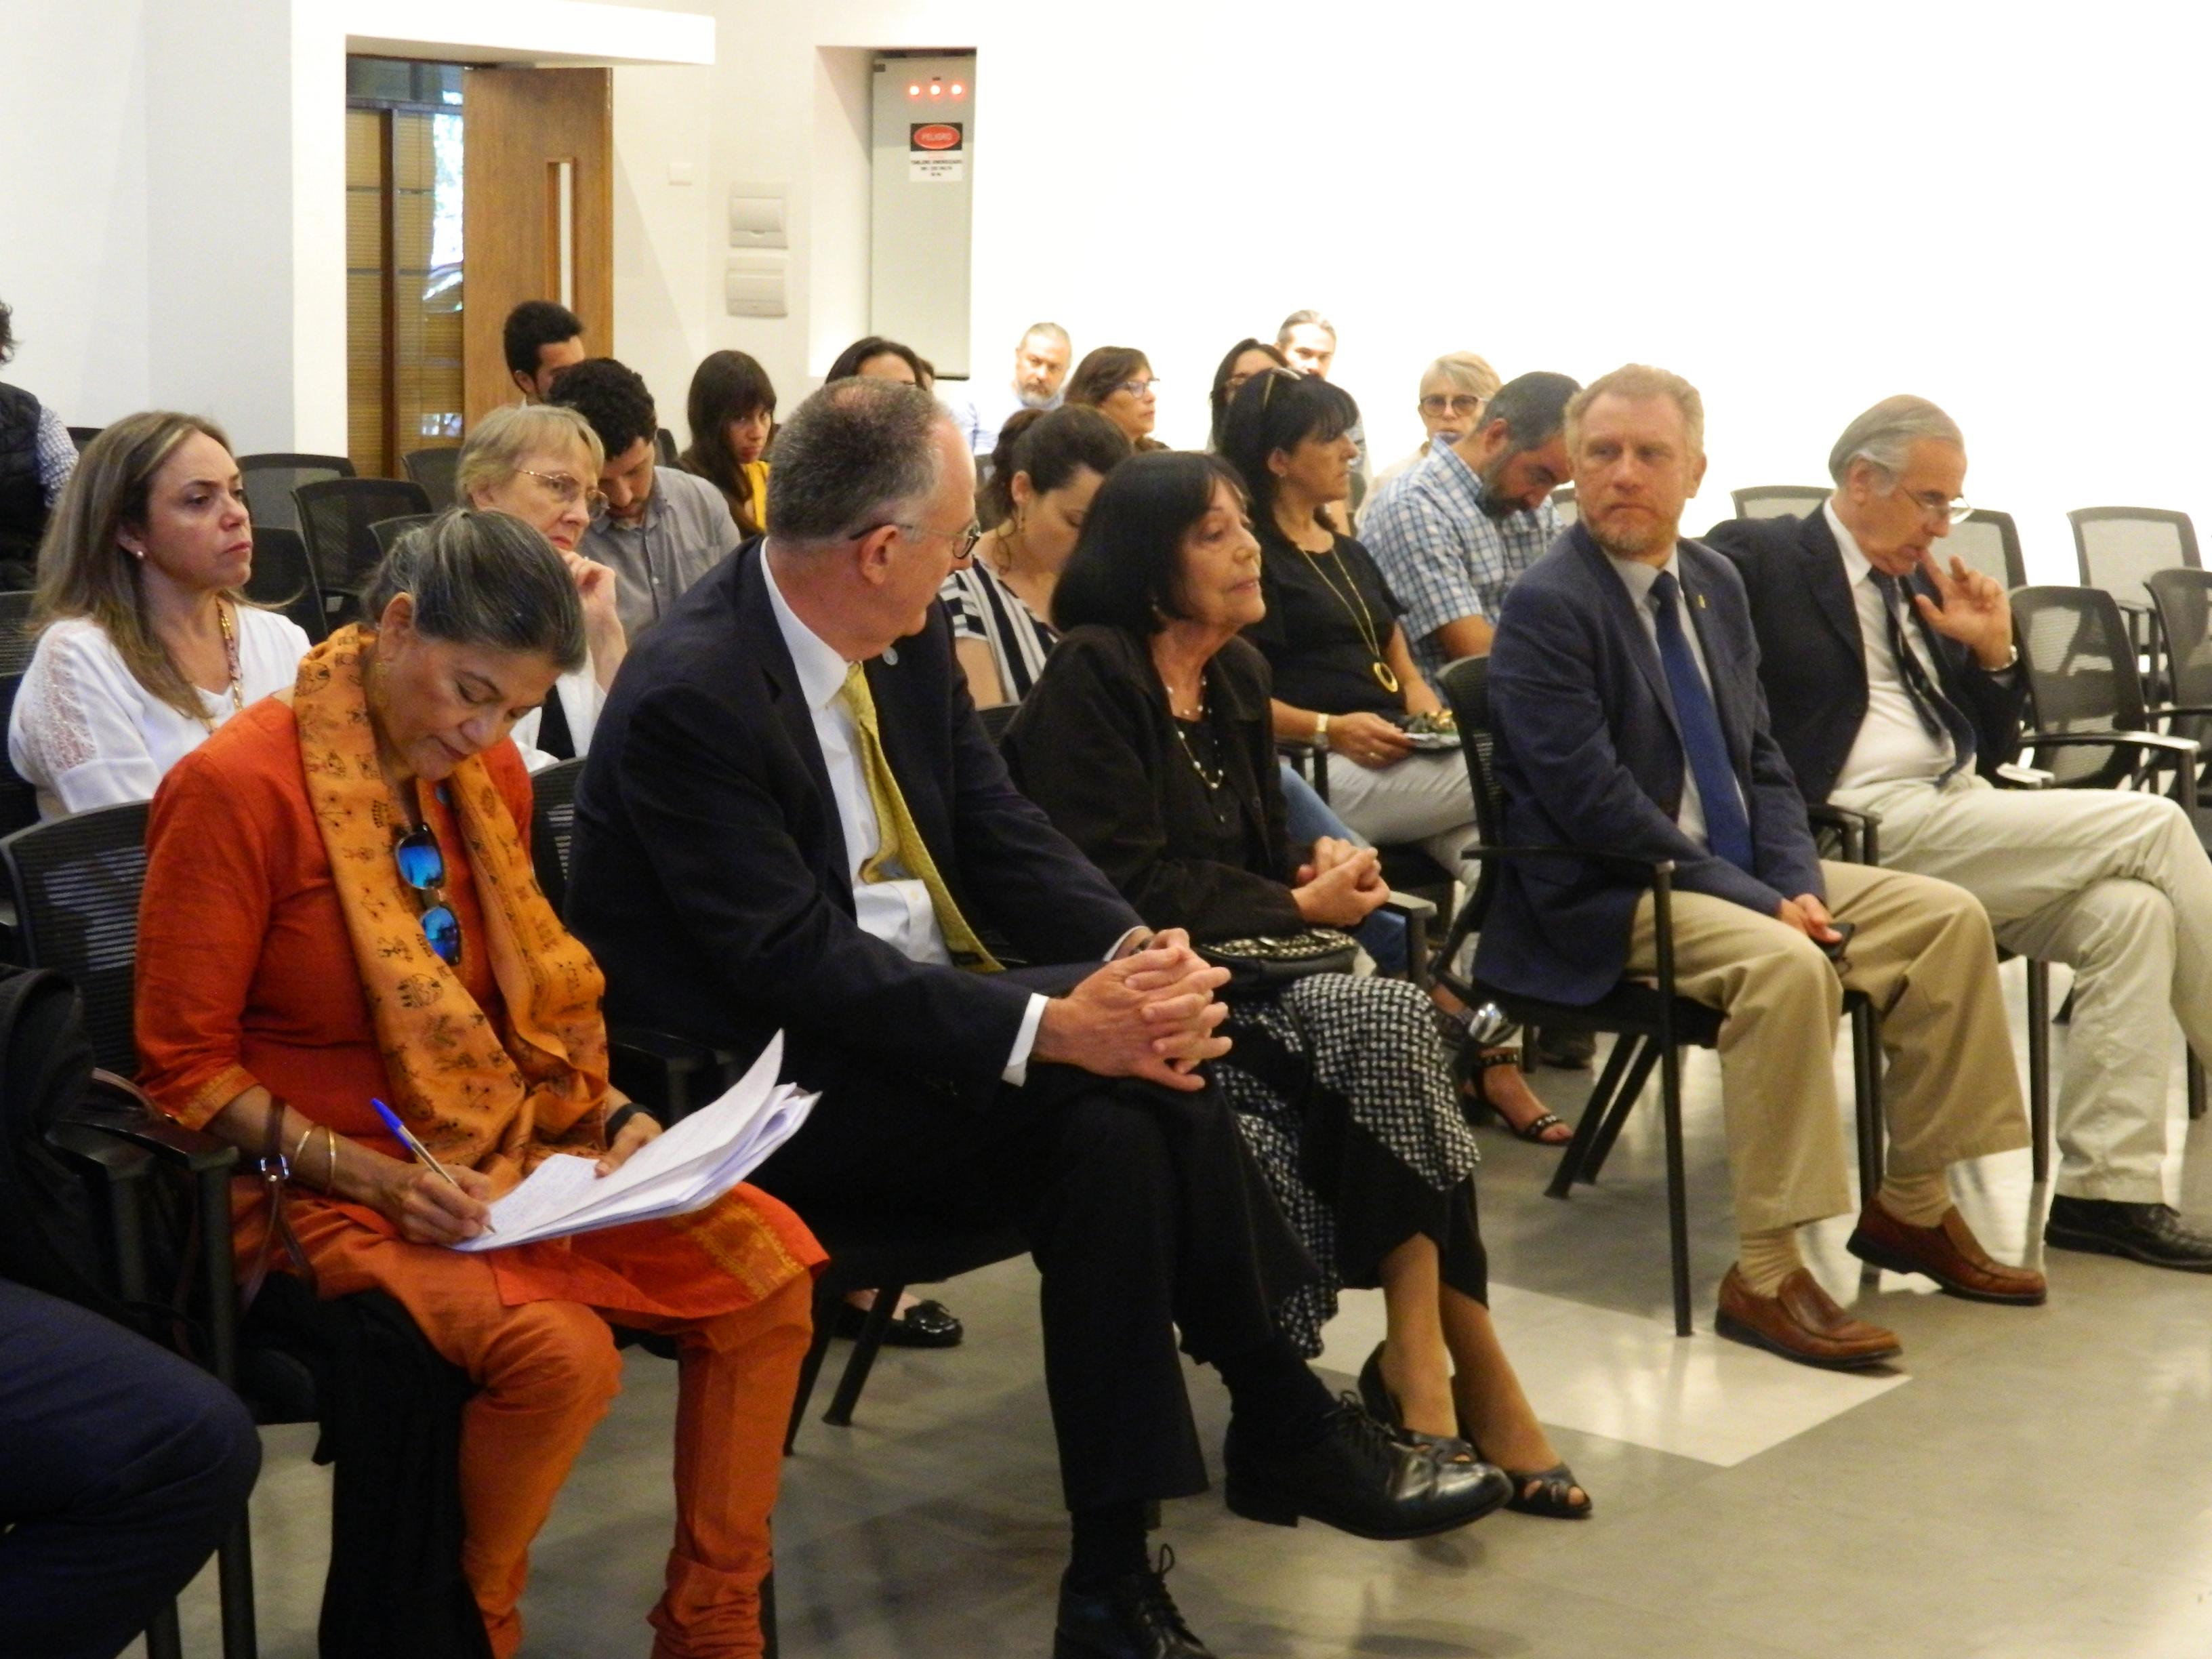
294;627;609;1193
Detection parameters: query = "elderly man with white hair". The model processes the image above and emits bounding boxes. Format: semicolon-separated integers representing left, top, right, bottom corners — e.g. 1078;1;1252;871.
1708;395;2212;1273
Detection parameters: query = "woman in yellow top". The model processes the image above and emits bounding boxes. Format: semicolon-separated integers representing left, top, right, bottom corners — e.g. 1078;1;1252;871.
677;351;775;539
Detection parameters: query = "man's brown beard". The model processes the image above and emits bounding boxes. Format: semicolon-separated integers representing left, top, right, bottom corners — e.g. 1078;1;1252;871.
1585;508;1680;560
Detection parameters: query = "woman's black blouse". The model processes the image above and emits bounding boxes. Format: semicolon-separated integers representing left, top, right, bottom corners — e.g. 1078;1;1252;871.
1001;626;1307;943
1244;524;1410;718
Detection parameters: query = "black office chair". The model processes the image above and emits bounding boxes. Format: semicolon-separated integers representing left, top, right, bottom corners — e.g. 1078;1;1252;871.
66;426;103;452
976;702;1020;744
402;446;462;512
2146;569;2212;772
1731;484;1829;520
244;525;327;644
2013;584;2211;1126
294;477;432;628
1946;509;2028;592
370;513;433;559
2071;506;2200;695
1434;657;1882;1334
238;453;354;535
656;428;679;466
0;590;38;678
1550;486;1578;529
0;674;39;840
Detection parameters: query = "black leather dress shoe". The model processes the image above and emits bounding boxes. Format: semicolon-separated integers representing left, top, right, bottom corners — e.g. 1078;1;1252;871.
1053;1551;1213;1659
2046;1196;2212;1272
832;1296;965;1347
1223;1397;1512;1540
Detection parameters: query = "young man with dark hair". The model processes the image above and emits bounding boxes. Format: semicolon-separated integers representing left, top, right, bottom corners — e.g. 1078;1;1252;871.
501;300;587;403
550;357;741;638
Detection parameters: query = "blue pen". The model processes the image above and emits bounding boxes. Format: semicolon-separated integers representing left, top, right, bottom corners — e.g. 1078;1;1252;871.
372;1097;493;1233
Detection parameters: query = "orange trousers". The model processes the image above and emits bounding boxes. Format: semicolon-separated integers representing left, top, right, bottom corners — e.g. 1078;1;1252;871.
281;1212;813;1658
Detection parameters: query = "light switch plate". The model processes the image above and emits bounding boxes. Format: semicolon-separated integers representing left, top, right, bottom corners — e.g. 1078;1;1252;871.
728;181;787;248
725;254;787;317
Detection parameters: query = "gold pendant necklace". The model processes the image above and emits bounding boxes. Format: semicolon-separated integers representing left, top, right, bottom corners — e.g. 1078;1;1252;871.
1296;540;1398;695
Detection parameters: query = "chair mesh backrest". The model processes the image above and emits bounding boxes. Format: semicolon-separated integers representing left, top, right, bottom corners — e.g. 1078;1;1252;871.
295;478;433;602
977;703;1019;745
2011;586;2146;788
2070;507;2200;608
370;514;432;559
0;593;38;678
1732;485;1829;520
239;453;355;535
1;802;152;1075
1549;487;1578;528
402;447;461;512
656;429;679;466
66;427;102;453
243;526;327;644
0;676;37;838
2147;569;2212;718
1437;657;1506;931
529;758;586;914
1946;510;2024;592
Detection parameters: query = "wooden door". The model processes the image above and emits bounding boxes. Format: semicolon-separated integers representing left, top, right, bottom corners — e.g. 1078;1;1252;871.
462;67;613;430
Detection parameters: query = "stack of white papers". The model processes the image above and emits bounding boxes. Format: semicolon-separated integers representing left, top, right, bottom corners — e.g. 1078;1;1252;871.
453;1033;815;1252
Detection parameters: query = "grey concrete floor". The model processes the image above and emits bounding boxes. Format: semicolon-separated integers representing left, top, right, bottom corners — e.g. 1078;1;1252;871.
158;961;2212;1656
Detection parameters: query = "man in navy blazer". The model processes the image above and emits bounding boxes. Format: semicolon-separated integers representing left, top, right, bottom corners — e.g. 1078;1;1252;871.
1476;365;2040;1370
1706;395;2212;1274
568;379;1507;1658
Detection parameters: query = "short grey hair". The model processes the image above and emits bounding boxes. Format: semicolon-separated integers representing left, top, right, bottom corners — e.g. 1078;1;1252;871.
1021;321;1070;348
455;404;602;503
1826;395;1965;485
766;377;947;547
360;508;587;672
1276;308;1335;346
1420;351;1502;402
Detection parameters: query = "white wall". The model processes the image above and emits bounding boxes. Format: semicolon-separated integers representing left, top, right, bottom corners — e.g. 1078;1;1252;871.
609;0;2212;582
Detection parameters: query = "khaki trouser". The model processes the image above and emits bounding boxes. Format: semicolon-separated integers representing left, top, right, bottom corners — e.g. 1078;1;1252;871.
1625;860;2027;1235
1832;775;2212;1203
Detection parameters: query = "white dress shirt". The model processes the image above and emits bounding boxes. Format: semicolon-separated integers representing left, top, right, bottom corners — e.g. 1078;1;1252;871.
1825;501;1956;793
1603;547;1745;852
763;550;1047;1083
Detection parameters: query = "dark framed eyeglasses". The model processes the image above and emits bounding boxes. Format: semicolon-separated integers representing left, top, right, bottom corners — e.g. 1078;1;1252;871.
394;825;464;967
1419;393;1486;417
851;520;985;560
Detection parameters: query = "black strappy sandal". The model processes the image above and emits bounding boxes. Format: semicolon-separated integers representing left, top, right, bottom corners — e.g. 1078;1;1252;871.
1494;1462;1593;1520
1454;1046;1570;1143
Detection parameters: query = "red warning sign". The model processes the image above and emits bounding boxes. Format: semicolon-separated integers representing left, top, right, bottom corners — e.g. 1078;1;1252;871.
907;121;965;182
911;123;963;151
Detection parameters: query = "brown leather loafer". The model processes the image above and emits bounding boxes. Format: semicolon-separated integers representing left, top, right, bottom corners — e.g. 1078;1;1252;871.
1847;1204;2048;1305
1715;1266;1902;1370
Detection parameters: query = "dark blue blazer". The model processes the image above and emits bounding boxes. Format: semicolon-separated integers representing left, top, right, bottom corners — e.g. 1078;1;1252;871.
565;539;1143;1111
1702;510;2026;803
1472;525;1824;1005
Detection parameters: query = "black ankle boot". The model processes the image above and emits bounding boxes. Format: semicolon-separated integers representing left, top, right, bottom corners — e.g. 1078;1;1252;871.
1223;1395;1512;1540
1054;1548;1213;1659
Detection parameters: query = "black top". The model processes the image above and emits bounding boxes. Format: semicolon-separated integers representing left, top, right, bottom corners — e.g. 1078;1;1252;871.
1002;626;1307;943
1244;524;1408;717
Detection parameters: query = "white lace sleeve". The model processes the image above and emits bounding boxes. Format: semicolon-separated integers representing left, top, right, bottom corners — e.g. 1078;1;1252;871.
8;623;171;818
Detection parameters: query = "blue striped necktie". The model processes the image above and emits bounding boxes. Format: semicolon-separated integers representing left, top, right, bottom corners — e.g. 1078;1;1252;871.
1649;571;1755;873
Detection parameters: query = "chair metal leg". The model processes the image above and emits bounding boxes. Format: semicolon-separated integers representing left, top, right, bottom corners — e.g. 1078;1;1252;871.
823;1282;907;1427
1660;1041;1692;1338
2191;1054;2206;1122
218;1511;258;1659
784;1279;842;1454
2026;960;2051;1184
1849;998;1883;1198
1582;1038;1664;1183
1547;1035;1636;1199
144;1603;184;1659
760;1565;778;1659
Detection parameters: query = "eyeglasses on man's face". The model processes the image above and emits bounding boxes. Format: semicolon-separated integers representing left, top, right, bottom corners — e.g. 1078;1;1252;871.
1900;487;1974;526
1419;393;1486;417
853;520;985;560
517;468;611;517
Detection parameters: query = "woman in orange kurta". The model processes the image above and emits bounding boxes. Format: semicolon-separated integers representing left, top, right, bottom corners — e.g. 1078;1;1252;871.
134;510;823;1659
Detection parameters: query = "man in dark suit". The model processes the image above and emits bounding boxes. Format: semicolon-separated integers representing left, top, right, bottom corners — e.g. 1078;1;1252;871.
1476;365;2043;1370
568;378;1507;1659
1707;395;2212;1273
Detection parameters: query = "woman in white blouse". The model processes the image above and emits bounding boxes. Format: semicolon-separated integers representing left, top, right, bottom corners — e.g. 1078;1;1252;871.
454;404;626;766
9;413;310;820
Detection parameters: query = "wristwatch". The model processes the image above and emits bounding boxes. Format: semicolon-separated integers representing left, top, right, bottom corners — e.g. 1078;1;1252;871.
1313;714;1331;752
1981;644;2020;673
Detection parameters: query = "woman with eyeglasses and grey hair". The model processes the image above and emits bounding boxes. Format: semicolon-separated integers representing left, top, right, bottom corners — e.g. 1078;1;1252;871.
134;508;823;1659
455;403;629;762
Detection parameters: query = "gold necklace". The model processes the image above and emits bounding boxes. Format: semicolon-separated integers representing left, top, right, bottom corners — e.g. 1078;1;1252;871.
192;600;246;734
1294;539;1399;695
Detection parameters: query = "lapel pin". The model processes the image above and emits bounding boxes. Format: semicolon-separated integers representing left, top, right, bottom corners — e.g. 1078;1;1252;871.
881;645;899;666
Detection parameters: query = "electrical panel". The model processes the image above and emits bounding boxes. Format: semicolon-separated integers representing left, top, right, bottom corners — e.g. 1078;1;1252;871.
869;52;975;380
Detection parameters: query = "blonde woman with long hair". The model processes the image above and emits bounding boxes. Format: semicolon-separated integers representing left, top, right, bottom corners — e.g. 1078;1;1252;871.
8;412;309;819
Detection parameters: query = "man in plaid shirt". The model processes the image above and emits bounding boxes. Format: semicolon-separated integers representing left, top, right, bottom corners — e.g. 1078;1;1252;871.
1362;371;1580;686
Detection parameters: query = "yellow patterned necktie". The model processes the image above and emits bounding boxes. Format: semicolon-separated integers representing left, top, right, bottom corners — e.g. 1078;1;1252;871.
838;662;1002;973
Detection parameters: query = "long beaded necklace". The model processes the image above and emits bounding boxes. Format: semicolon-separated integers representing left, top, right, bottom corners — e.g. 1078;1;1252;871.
191;600;246;735
1170;700;1226;794
1294;537;1400;695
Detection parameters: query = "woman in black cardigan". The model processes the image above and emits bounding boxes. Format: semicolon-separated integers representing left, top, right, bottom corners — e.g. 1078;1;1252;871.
1003;453;1586;1519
